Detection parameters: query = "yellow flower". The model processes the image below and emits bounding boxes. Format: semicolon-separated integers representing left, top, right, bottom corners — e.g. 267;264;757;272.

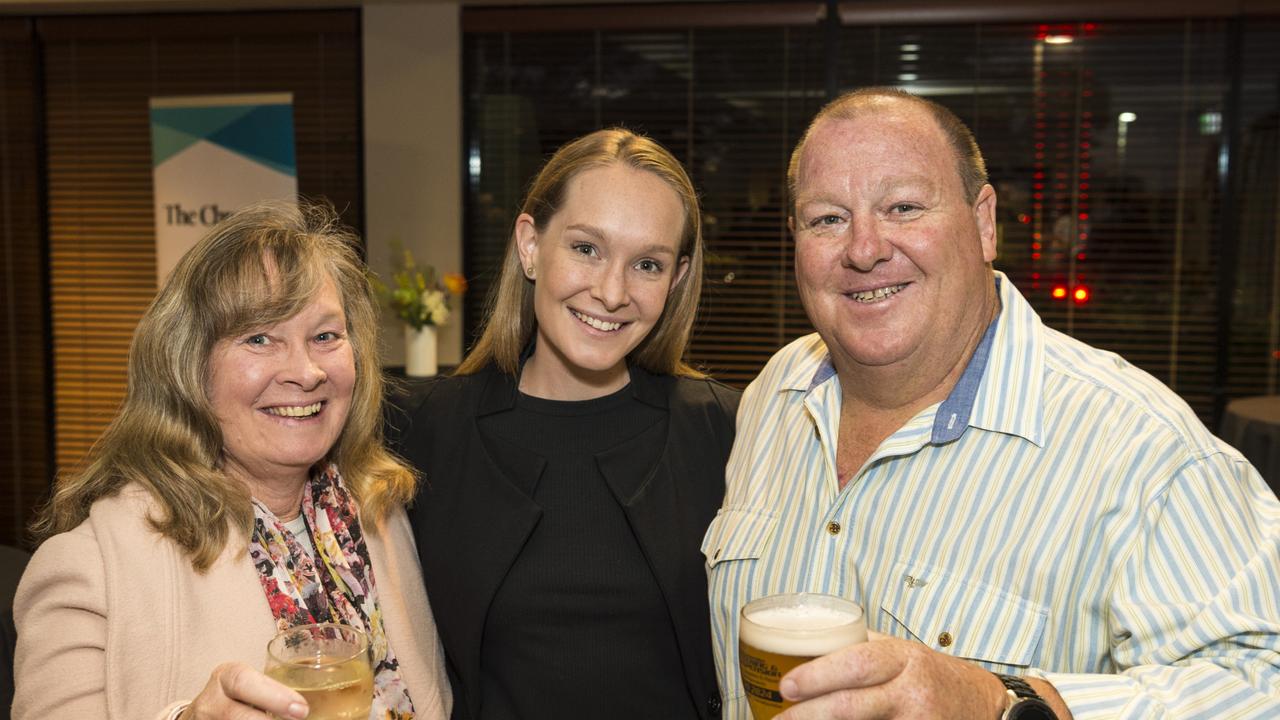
443;272;468;296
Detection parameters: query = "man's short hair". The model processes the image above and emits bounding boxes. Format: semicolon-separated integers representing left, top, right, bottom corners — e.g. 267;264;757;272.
787;87;990;212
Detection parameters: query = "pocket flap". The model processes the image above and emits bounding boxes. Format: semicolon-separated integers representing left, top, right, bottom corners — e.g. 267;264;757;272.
880;559;1047;668
701;508;777;569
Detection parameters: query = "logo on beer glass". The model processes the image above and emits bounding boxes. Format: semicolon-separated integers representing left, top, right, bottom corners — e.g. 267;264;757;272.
738;593;867;720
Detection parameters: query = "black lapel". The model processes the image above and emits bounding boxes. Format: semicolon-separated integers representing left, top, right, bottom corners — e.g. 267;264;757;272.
594;370;715;715
413;366;545;720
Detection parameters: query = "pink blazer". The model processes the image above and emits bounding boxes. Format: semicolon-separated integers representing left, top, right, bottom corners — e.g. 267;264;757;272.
12;485;451;719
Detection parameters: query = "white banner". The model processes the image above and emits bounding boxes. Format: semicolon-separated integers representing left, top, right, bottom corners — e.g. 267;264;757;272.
150;93;298;282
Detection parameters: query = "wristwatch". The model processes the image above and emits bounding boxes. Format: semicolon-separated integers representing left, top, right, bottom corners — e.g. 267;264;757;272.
994;673;1057;720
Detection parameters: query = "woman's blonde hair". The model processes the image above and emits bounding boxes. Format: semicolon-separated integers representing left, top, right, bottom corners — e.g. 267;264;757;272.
457;128;705;378
32;200;414;571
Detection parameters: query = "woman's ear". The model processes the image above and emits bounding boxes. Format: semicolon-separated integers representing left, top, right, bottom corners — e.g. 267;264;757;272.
514;213;539;279
669;256;690;295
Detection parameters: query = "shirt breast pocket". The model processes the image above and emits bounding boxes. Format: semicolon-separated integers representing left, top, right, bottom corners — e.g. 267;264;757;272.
701;507;778;570
880;559;1047;671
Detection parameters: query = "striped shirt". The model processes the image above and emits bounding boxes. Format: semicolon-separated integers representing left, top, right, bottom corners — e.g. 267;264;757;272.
705;271;1280;719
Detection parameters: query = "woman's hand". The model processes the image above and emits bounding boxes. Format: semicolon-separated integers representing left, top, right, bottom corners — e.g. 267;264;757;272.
180;662;309;719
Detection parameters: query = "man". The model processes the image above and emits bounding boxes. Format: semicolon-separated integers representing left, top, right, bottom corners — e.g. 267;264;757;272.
705;87;1280;719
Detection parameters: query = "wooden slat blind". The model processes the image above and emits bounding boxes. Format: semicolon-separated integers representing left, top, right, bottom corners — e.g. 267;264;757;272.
40;10;363;478
0;18;48;548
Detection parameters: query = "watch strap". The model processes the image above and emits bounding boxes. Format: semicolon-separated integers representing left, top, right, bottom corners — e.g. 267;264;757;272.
994;673;1057;720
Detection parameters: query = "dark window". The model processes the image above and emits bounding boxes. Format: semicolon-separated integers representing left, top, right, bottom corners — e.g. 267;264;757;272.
463;5;1280;425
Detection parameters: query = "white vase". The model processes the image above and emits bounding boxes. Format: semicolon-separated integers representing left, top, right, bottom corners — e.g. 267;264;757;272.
404;325;438;377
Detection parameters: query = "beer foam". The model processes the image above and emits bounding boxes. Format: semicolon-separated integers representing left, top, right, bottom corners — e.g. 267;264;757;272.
741;604;866;657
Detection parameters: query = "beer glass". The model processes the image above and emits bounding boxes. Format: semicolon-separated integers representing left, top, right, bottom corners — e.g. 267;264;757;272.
738;593;867;720
265;623;374;720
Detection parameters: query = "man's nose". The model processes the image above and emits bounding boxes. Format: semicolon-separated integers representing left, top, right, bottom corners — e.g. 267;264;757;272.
843;215;893;271
592;262;630;311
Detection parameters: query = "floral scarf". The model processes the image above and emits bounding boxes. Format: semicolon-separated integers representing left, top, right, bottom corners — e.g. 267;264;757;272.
249;464;415;718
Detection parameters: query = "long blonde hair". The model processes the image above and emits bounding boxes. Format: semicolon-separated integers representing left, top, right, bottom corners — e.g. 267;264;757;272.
32;201;414;571
457;128;705;377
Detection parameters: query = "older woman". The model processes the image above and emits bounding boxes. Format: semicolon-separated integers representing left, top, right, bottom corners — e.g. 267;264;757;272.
390;128;739;720
14;202;450;720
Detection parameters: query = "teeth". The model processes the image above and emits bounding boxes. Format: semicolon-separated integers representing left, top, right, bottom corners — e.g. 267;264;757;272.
571;309;622;332
851;284;907;303
265;402;322;418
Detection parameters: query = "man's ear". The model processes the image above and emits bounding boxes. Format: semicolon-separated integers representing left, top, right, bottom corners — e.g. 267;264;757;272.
669;255;691;295
514;213;539;274
973;184;998;263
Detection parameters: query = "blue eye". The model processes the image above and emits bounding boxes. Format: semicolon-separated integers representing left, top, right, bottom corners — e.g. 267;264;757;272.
245;334;269;346
810;215;842;228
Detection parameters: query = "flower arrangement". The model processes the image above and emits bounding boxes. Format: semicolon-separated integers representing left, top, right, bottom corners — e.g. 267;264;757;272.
372;244;467;330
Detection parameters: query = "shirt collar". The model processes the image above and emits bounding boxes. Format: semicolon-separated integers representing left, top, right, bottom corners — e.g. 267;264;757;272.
783;270;1045;447
930;304;999;443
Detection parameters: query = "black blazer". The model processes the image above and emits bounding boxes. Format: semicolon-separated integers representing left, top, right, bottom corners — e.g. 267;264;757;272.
388;364;739;720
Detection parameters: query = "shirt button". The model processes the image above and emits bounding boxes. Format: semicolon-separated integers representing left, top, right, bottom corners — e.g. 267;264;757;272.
938;631;954;648
706;694;722;716
826;521;841;535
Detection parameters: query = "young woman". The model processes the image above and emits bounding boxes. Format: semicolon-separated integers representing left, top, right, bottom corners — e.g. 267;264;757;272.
391;129;739;720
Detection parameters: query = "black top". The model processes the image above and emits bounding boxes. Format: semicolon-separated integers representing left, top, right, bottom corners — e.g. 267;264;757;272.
477;386;693;719
388;364;740;720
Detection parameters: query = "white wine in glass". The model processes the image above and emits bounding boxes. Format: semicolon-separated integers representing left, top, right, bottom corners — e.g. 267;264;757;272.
265;623;374;720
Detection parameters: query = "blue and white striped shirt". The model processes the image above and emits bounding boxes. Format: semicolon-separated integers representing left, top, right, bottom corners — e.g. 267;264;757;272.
705;272;1280;719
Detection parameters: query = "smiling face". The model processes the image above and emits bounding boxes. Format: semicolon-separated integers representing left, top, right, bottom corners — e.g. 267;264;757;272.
791;100;998;378
516;162;689;398
206;278;355;488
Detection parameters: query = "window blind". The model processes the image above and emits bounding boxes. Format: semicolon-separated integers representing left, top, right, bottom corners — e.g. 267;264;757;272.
462;2;1280;425
39;10;363;478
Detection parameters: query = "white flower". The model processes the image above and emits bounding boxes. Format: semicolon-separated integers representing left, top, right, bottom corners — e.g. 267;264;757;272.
422;289;450;326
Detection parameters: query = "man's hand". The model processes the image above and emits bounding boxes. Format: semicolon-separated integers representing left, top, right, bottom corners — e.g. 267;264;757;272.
777;633;1029;719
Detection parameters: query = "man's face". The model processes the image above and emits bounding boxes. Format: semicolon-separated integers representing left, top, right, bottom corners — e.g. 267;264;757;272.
791;102;997;378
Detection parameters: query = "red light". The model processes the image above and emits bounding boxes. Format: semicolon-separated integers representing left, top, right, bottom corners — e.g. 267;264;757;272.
1079;213;1089;220
1077;253;1086;261
1032;253;1042;260
1018;213;1030;224
1032;272;1041;280
1073;287;1090;304
1273;350;1280;360
1052;286;1068;300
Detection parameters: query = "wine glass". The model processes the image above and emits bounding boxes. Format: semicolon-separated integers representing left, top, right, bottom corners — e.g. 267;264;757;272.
265;623;374;720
